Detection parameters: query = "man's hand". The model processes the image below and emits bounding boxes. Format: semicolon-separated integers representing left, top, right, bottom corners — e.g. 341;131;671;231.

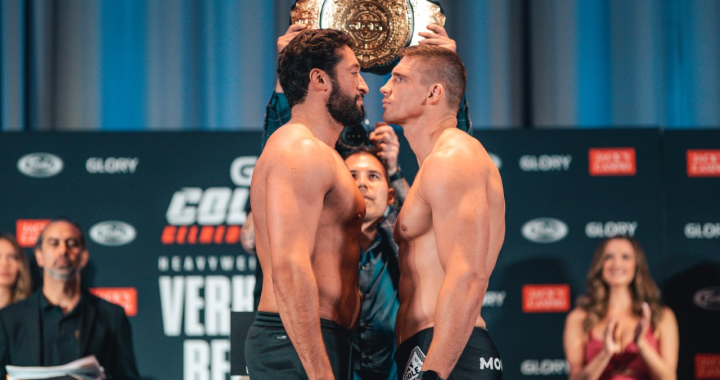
278;23;308;53
276;24;308;92
369;122;400;176
240;211;256;255
418;24;456;53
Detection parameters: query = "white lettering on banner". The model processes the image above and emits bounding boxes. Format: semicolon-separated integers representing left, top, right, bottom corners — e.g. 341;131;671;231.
185;277;205;336
159;275;256;337
694;287;720;310
184;340;231;380
17;153;64;178
158;255;257;272
519;155;572;172
482;291;506;307
205;277;231;336
685;223;720;239
166;188;249;226
230;156;257;186
585;222;638;238
520;359;569;375
85;157;139;174
522;218;568;243
89;221;137;246
184;340;209;380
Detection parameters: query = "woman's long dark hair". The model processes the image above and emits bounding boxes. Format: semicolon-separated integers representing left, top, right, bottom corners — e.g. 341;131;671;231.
0;233;32;304
576;237;663;332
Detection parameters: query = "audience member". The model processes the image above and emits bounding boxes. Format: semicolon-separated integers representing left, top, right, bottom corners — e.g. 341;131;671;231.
564;237;679;380
0;219;140;380
0;233;32;309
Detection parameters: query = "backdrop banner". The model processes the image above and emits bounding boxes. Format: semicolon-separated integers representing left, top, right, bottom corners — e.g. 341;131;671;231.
1;130;717;380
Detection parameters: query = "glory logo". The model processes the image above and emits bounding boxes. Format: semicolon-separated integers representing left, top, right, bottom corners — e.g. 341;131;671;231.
520;359;569;375
685;223;720;239
519;155;572;172
585;222;638;238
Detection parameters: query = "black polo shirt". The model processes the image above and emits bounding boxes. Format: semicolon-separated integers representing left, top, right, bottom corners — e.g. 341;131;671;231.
40;294;82;366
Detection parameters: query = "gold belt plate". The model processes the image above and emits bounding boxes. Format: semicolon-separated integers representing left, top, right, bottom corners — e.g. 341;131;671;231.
291;0;446;74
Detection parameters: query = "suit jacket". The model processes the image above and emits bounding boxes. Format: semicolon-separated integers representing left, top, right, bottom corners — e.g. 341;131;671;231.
0;290;140;380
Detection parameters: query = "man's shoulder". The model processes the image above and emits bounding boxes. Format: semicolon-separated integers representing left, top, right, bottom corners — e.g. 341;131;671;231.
425;129;494;177
262;124;335;163
0;292;38;321
84;292;127;318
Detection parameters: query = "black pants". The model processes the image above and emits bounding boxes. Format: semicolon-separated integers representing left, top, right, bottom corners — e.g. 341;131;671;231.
245;312;352;380
395;327;502;380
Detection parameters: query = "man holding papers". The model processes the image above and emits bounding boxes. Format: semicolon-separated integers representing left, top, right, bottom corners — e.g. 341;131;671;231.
0;219;139;380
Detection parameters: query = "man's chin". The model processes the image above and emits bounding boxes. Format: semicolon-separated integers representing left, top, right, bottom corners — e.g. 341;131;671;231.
381;113;400;126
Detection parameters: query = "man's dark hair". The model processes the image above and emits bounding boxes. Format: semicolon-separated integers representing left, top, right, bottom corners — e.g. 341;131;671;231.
342;145;390;185
278;29;355;108
401;44;467;110
35;218;86;250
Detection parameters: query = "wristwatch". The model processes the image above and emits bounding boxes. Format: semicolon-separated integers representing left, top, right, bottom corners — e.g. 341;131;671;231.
389;166;404;182
417;370;444;380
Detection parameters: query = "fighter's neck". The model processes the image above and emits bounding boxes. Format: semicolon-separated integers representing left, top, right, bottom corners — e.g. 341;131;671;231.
403;115;458;165
43;276;82;313
289;102;344;147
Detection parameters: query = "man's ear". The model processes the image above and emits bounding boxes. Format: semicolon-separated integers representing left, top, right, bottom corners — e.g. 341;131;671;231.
35;249;45;268
79;249;89;269
387;188;396;206
426;83;445;105
309;68;331;92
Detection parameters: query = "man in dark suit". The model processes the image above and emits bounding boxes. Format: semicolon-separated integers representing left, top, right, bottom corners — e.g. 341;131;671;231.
0;219;139;379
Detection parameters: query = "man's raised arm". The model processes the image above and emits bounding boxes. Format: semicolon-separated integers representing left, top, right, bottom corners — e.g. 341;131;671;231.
419;152;490;378
261;140;336;380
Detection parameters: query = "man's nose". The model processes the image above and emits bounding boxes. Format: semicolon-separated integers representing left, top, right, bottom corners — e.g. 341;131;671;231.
358;74;369;95
380;80;390;96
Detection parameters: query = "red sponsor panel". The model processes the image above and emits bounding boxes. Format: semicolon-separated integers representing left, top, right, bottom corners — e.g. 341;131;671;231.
687;150;720;177
522;284;570;313
161;225;241;245
696;354;720;379
588;148;636;176
90;287;138;317
15;219;51;248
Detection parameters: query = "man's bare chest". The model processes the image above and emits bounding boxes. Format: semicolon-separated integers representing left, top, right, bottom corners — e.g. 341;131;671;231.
394;184;433;243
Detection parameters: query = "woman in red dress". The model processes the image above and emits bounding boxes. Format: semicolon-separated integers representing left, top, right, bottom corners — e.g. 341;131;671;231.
563;237;679;380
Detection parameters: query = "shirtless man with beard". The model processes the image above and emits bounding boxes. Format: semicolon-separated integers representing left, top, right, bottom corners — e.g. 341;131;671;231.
380;45;506;380
245;29;367;380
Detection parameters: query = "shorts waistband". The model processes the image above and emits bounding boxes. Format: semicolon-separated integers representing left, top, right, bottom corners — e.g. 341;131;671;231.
253;312;350;338
400;326;491;348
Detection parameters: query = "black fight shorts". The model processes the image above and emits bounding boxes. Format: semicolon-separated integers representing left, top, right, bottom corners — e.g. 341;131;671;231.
395;327;502;380
244;312;352;380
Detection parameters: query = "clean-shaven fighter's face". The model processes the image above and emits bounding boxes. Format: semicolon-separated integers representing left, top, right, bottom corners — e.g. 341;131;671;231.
380;57;427;126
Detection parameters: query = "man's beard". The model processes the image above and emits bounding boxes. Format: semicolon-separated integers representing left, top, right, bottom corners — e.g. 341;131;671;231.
326;78;365;126
47;266;78;282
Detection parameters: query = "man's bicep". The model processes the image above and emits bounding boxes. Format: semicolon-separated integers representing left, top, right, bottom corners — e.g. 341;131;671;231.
263;159;330;261
426;169;490;272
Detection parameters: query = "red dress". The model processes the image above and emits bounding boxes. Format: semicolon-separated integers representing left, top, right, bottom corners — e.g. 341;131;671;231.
585;328;659;380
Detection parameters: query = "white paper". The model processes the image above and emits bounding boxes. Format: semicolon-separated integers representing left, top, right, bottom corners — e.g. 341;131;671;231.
6;355;106;380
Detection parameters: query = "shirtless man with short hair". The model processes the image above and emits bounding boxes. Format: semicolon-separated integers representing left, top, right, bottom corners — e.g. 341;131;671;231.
380;45;506;380
245;29;368;380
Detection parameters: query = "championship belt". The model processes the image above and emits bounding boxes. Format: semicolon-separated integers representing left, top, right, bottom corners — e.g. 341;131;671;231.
290;0;446;74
